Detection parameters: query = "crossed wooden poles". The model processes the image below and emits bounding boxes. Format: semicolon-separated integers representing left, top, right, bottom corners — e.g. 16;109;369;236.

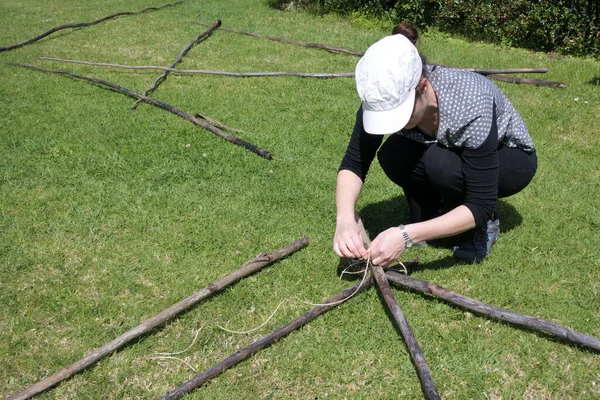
8;237;599;400
5;12;567;162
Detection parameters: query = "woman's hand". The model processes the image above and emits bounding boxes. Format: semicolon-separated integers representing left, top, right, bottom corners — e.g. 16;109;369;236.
369;227;405;266
333;218;369;259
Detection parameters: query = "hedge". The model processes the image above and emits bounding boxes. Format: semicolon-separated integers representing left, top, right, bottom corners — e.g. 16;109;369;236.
270;0;600;57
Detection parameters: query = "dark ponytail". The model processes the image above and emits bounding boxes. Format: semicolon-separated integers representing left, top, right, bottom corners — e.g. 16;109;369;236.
391;23;419;45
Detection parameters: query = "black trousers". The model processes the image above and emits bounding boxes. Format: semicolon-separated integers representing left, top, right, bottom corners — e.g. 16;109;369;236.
377;134;538;224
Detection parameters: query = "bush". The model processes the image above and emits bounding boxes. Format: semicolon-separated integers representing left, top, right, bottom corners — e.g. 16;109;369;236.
272;0;600;57
435;0;600;57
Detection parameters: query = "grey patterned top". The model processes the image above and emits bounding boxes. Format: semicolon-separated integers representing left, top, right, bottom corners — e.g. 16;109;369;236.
402;65;535;152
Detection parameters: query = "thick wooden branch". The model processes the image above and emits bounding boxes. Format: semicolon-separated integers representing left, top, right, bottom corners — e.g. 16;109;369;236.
489;73;568;87
465;68;548;75
131;19;221;109
356;217;439;400
193;20;364;56
10;63;273;159
372;265;441;400
0;0;185;52
385;270;600;352
38;57;355;77
161;278;373;400
6;238;309;400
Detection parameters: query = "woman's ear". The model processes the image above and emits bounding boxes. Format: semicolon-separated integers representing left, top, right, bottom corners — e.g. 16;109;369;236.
416;78;428;94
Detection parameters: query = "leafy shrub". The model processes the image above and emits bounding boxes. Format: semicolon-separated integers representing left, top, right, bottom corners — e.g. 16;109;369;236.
270;0;600;57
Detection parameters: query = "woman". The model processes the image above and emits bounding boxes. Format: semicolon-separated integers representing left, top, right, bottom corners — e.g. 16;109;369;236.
333;27;537;266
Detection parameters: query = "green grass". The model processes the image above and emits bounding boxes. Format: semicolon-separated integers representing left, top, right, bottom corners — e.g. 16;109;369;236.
1;0;599;399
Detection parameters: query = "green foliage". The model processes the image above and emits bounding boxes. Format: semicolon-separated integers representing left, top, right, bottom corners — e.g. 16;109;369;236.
282;0;600;57
436;0;600;57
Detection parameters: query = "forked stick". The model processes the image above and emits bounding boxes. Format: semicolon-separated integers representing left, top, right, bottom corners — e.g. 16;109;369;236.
7;238;308;400
161;278;373;400
384;270;600;351
0;0;185;52
10;63;272;159
130;19;222;109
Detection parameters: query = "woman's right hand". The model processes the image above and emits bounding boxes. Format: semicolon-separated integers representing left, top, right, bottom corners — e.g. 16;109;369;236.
333;217;369;259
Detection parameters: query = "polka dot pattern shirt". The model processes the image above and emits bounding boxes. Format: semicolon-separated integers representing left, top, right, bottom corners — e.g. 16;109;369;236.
402;66;535;152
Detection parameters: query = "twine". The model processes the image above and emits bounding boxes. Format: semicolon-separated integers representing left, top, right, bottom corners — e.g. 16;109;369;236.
147;258;407;372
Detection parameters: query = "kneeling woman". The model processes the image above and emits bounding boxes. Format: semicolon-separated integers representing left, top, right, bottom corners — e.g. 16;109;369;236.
333;29;537;266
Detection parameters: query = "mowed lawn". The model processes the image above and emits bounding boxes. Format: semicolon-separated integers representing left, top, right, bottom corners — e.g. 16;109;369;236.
1;0;599;398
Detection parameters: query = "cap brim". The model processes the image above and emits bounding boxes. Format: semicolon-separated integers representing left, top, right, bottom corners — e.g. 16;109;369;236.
362;90;416;135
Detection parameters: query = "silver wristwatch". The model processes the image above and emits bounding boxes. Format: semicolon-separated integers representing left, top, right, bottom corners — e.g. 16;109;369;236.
398;224;413;248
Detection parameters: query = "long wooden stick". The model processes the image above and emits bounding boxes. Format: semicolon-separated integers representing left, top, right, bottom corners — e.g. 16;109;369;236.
0;0;185;52
355;218;440;400
7;238;309;400
384;270;600;351
10;63;273;159
161;278;373;400
131;19;221;109
38;58;562;87
193;20;364;56
465;68;548;75
372;266;441;400
489;73;568;87
38;57;355;78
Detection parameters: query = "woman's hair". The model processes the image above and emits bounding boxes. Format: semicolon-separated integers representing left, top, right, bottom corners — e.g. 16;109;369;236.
392;23;428;92
391;23;419;45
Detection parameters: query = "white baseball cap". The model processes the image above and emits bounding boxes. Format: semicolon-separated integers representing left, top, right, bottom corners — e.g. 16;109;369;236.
355;34;422;135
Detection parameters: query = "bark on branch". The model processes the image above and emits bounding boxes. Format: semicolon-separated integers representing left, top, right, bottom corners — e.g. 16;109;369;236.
193;20;364;56
38;57;354;78
6;238;308;400
372;265;441;400
161;278;373;400
131;19;221;109
356;218;439;399
10;63;272;159
0;0;185;52
489;73;568;87
385;270;600;351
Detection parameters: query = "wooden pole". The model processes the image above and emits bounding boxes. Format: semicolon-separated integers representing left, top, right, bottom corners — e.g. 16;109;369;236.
161;278;373;400
130;19;222;109
38;57;355;77
384;270;600;351
371;266;441;400
488;73;568;87
9;63;273;159
465;68;548;75
193;21;364;56
0;0;185;52
356;218;440;399
6;238;309;400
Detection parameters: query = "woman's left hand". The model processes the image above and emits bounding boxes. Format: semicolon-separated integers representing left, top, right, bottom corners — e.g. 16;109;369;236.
369;227;406;266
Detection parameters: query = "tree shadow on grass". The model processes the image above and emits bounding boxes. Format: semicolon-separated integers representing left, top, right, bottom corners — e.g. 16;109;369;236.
588;75;600;86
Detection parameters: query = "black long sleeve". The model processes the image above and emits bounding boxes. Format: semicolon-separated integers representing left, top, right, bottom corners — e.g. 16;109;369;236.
339;106;384;181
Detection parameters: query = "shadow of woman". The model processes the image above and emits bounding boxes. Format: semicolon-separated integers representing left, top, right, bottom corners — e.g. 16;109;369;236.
355;195;523;272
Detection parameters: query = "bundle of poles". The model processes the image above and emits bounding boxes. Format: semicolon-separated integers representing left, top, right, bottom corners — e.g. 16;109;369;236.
4;9;566;161
8;235;599;400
